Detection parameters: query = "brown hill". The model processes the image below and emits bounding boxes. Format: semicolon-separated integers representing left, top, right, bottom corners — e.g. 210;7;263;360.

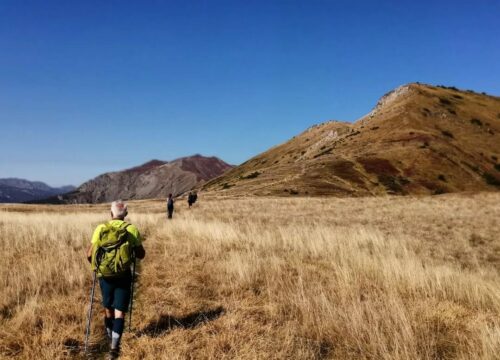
54;155;232;203
203;83;500;196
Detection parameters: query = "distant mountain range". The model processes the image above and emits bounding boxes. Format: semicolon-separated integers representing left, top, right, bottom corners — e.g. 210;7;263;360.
0;178;75;203
43;154;232;203
203;83;500;196
5;83;499;202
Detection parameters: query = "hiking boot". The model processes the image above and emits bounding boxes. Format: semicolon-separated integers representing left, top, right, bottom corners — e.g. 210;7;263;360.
105;349;120;359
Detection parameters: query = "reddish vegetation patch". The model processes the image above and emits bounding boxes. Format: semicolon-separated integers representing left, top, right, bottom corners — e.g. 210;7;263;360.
124;160;167;174
404;182;422;192
358;158;399;176
180;156;233;181
409;134;432;142
358;158;410;194
329;160;364;185
403;166;416;177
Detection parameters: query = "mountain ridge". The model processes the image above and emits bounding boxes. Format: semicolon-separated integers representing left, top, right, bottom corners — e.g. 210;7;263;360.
203;83;500;196
0;178;75;203
47;154;233;203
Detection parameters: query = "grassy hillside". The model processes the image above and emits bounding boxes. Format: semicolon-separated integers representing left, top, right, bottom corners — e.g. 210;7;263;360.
1;195;500;359
203;84;500;196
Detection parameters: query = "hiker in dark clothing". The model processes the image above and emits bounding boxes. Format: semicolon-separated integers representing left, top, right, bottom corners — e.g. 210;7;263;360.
167;193;174;219
187;191;195;208
192;191;198;204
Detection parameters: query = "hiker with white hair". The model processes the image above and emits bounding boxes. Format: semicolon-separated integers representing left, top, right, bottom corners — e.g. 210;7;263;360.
86;200;145;359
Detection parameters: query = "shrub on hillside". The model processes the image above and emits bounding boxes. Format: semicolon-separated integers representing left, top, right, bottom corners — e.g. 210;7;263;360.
439;97;452;106
240;171;261;180
377;174;408;194
313;148;333;158
441;130;454;138
221;183;234;189
437;85;459;91
483;172;500;186
419;141;430;149
470;118;483;126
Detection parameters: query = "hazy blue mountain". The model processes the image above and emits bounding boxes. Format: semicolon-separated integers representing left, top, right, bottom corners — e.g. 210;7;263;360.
0;178;76;203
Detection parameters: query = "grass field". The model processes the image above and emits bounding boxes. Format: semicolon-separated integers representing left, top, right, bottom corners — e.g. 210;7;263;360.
1;193;500;359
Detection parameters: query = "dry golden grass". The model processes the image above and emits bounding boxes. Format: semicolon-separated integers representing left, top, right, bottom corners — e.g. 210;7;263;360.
1;193;500;359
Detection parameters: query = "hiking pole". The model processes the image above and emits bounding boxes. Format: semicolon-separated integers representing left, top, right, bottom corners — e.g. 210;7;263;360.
84;270;97;353
128;256;137;331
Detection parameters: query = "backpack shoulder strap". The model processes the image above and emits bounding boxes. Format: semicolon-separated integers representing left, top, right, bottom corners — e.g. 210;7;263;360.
98;222;112;241
118;221;130;230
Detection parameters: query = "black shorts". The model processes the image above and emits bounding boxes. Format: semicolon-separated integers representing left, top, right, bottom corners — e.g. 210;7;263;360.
99;275;132;312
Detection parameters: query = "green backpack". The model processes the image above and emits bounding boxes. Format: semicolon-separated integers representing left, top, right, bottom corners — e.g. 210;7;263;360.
91;222;133;277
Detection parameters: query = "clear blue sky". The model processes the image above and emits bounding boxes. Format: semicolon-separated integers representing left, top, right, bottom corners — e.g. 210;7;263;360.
1;0;499;186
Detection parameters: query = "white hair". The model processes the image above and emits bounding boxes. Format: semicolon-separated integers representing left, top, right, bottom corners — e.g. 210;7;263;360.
111;200;128;218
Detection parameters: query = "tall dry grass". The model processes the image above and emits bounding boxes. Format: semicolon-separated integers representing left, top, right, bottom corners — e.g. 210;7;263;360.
0;193;499;359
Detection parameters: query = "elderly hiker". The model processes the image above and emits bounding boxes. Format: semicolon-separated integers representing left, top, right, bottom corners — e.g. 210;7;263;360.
86;200;145;359
167;193;175;219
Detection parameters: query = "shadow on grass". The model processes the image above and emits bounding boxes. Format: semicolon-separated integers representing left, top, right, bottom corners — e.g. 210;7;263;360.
138;306;225;337
63;335;109;359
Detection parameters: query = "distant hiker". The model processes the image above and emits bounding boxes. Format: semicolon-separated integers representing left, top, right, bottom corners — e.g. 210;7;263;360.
167;193;174;219
187;191;195;208
86;200;145;359
193;191;198;204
